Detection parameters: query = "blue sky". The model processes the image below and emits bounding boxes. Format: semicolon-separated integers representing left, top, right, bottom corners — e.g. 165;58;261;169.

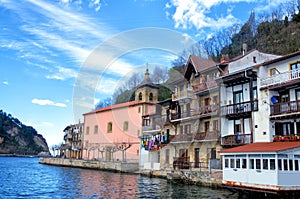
0;0;292;148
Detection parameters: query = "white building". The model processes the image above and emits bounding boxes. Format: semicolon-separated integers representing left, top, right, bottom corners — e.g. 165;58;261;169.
218;49;279;147
221;142;300;193
256;51;300;142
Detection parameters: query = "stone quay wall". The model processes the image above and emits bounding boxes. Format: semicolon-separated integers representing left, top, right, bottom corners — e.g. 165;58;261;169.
39;157;139;173
140;169;223;188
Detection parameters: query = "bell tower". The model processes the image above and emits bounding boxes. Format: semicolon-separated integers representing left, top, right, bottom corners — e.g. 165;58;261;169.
135;68;158;103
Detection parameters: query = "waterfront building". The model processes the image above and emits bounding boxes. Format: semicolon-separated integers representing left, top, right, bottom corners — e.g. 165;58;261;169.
220;50;300;194
217;49;279;147
141;55;222;171
83;69;157;162
257;50;300;141
221;142;300;193
60;122;84;159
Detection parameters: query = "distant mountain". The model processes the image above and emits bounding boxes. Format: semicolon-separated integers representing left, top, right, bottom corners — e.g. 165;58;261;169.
0;110;49;156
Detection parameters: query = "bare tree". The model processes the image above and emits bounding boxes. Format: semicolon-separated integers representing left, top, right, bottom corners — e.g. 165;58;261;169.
151;66;169;84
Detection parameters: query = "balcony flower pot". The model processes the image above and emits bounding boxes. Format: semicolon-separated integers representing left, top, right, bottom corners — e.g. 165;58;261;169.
273;136;280;142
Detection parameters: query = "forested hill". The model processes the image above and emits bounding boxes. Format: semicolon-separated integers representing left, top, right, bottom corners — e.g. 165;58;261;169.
0;110;49;155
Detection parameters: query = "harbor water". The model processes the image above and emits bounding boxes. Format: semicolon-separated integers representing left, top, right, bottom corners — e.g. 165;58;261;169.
0;157;238;199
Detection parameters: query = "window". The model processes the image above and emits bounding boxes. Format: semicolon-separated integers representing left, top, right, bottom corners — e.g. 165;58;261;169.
295;160;299;171
213;96;218;104
230;159;235;168
250;159;254;169
139;92;142;100
256;159;261;169
180;125;184;134
289;159;293;171
165;149;170;164
107;122;112;133
211;72;217;79
86;126;90;135
186;103;191;116
270;68;277;76
149;93;153;101
270;159;276;170
278;159;282;170
236;159;240;168
233;90;243;104
290;61;300;79
225;159;229;168
242;159;247;169
123;121;129;131
284;159;288;171
180;84;184;93
94;125;98;134
205;121;210;132
184;124;191;134
213;120;218;131
138;107;141;113
204;97;210;106
263;159;268;170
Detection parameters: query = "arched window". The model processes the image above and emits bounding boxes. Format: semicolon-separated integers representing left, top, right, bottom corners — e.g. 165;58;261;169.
107;122;112;133
123;121;128;131
139;92;142;100
149;93;153;101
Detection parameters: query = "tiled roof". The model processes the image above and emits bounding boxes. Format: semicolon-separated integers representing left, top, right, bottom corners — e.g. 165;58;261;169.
188;55;217;72
220;142;300;153
84;101;155;115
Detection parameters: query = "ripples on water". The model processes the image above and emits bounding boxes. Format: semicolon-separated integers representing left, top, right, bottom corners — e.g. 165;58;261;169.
0;157;237;199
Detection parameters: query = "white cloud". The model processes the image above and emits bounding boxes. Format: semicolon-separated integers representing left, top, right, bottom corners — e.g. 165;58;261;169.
0;0;114;71
2;81;9;85
32;98;67;107
167;0;241;30
46;66;78;80
166;0;289;30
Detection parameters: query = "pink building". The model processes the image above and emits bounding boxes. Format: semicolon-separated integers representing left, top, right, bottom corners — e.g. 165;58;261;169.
82;69;158;162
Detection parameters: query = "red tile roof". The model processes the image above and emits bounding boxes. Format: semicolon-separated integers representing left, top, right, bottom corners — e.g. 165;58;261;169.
83;101;155;115
220;142;300;153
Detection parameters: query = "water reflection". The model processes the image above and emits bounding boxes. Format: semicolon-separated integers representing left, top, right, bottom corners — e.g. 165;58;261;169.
0;157;237;199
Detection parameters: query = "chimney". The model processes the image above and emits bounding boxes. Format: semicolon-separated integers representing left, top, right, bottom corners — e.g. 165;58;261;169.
242;43;247;55
220;54;229;63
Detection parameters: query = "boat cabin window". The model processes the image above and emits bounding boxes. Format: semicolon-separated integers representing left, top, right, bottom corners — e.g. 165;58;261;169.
249;159;254;169
270;159;276;170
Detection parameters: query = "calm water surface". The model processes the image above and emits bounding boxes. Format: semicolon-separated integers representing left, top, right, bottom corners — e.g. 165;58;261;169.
0;157;238;199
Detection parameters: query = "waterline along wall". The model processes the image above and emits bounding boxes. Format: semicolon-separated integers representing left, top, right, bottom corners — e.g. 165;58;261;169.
39;157;139;173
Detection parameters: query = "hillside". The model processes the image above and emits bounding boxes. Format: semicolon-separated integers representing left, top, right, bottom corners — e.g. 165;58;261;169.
0;110;49;156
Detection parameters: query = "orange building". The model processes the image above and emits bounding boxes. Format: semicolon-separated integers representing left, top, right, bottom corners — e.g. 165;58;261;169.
82;69;158;162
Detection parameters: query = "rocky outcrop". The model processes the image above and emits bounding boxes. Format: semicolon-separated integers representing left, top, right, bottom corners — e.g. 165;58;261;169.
0;110;49;155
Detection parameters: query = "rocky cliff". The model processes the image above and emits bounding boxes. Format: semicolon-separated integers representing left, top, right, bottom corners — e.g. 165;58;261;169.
0;110;49;156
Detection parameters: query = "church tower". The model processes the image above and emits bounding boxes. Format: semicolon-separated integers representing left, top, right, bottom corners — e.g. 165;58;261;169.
135;68;159;103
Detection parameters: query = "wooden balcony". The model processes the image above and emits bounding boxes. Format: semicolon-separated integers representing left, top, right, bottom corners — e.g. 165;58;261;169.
192;80;217;93
220;100;258;118
195;105;219;118
221;133;252;147
270;100;300;116
261;68;300;89
170;131;220;143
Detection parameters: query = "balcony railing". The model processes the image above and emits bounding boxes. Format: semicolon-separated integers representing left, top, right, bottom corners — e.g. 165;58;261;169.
192;80;218;93
261;68;300;88
220;101;258;116
221;133;252;146
170;131;220;143
270;100;300;116
194;105;219;116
